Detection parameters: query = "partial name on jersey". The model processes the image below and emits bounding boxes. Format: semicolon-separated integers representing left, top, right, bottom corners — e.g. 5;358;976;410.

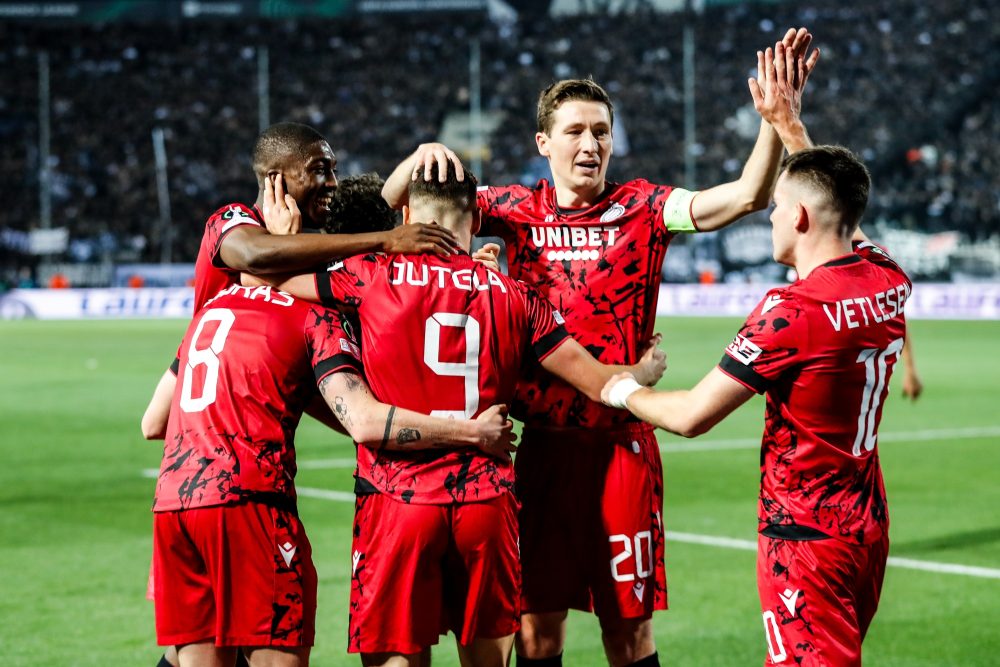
388;260;508;293
822;281;910;332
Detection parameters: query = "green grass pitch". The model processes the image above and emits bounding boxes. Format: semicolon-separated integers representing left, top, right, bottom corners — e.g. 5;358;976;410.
1;317;998;665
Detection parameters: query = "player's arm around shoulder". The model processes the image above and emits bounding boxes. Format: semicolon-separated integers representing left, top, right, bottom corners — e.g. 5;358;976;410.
601;367;754;438
539;334;667;403
316;371;516;460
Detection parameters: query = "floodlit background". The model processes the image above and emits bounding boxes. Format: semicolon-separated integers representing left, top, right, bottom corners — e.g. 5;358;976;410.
1;0;997;664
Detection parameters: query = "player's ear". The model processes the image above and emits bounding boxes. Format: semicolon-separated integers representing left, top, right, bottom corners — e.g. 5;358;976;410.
794;203;809;234
535;132;550;158
402;205;412;226
470;209;482;237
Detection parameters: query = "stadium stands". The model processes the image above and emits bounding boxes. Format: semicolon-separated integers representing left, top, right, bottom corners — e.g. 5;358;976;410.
0;0;997;284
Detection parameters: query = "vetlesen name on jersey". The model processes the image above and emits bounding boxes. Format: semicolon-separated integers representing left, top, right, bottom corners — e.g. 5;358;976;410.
822;281;910;332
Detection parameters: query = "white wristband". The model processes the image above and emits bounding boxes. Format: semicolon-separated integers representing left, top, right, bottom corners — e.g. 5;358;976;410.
608;377;643;409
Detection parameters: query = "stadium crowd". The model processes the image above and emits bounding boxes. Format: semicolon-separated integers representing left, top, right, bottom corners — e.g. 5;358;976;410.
0;0;997;284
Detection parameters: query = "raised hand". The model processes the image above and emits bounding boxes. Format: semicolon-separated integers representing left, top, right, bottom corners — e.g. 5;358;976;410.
749;27;819;151
472;404;517;460
262;174;301;236
410;143;466;182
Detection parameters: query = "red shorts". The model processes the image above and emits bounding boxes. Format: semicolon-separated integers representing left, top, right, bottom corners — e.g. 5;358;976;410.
348;491;520;655
153;502;317;648
515;422;667;620
757;533;889;666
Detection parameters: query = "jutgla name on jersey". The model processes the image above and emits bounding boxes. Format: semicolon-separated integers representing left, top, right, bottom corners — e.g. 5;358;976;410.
823;282;910;332
531;225;620;261
389;261;509;293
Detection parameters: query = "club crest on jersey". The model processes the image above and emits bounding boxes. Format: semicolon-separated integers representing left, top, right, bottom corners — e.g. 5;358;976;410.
600;202;626;223
726;334;763;365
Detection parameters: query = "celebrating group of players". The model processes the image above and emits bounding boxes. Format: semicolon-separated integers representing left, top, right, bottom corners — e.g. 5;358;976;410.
142;25;918;667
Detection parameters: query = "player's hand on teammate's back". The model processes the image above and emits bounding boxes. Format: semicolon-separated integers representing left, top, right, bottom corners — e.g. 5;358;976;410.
410;142;465;183
385;223;461;257
472;404;517;461
633;333;667;386
262;174;302;235
472;243;502;272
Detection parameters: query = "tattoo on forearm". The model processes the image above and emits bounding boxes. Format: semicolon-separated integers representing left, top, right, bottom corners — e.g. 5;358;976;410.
344;373;363;391
396;428;421;445
333;396;352;427
380;406;396;450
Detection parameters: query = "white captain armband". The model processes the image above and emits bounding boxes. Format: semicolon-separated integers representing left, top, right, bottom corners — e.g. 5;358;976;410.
607;377;644;409
662;188;699;233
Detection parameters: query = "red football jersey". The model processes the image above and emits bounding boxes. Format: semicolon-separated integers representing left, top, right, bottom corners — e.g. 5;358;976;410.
315;252;570;505
478;179;693;428
154;284;362;512
192;203;263;312
718;242;911;545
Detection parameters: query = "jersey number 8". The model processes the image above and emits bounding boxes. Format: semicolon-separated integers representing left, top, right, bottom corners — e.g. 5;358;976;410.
179;308;236;413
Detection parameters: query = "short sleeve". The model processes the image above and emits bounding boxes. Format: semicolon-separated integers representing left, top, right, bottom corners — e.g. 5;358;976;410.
304;305;364;384
477;185;519;238
523;287;571;361
205;204;262;268
314;254;377;309
717;289;807;394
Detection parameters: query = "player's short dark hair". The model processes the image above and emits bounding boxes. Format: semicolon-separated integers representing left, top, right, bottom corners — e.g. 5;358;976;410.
251;122;327;177
536;78;614;134
324;173;399;235
408;161;478;213
782;145;871;236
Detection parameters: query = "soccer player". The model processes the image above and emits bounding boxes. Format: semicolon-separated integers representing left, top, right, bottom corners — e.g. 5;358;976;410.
142;122;460;441
381;30;818;667
601;145;908;666
144;123;459;667
254;162;666;667
154;281;514;667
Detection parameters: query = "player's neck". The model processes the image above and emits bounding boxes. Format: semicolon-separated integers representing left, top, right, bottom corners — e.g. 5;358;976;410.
408;211;472;253
794;237;855;280
553;181;605;209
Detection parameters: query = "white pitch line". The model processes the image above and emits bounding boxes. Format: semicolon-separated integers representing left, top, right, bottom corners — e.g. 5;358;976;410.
666;531;1000;580
659;425;1000;453
140;426;999;476
290;486;1000;580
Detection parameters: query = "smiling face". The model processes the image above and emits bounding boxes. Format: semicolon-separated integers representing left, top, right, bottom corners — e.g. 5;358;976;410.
280;140;338;229
536;99;613;205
